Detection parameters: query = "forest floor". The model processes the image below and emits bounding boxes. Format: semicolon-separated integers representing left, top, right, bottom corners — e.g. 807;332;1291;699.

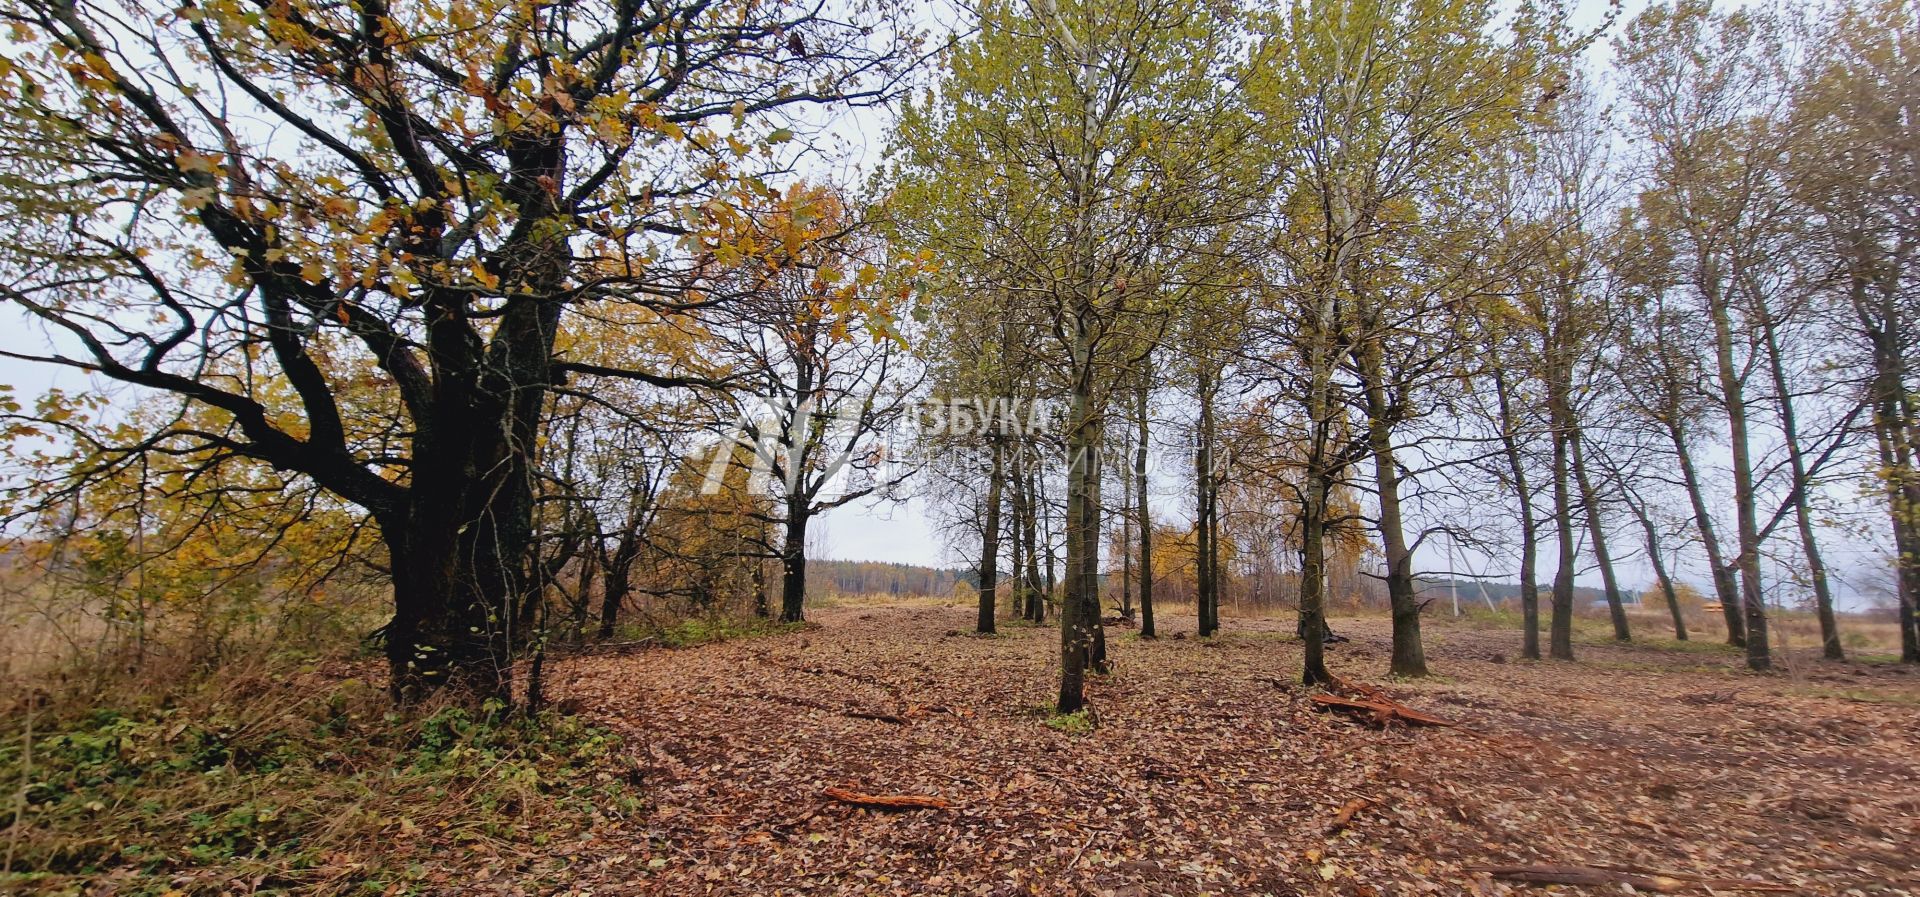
520;605;1919;897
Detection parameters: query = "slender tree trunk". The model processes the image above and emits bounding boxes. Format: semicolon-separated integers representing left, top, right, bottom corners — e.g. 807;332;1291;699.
597;530;639;639
1756;300;1842;659
571;549;597;641
1885;451;1920;664
1024;464;1046;623
1136;362;1156;639
1707;275;1771;671
1626;496;1687;641
1668;419;1746;645
1196;366;1218;638
1653;557;1686;642
1493;372;1542;659
1008;454;1026;624
1569;429;1630;641
1548;425;1577;661
751;554;769;619
1297;219;1343;685
1088;431;1109;673
1120;434;1133;621
978;438;1004;634
1042;469;1058;615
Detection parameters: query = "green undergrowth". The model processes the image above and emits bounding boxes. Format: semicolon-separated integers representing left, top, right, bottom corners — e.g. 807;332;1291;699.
1622;636;1741;654
627;616;809;649
0;671;634;896
1045;709;1098;735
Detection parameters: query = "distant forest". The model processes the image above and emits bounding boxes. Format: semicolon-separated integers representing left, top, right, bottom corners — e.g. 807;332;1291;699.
819;557;1629;610
812;559;972;598
1413;579;1628;608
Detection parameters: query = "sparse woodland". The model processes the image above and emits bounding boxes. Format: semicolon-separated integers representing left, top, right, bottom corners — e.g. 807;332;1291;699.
0;0;1915;893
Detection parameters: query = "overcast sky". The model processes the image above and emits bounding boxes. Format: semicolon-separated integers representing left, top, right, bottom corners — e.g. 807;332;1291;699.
11;0;1895;612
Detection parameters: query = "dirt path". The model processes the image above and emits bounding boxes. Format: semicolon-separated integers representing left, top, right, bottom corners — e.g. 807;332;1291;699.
541;606;1920;896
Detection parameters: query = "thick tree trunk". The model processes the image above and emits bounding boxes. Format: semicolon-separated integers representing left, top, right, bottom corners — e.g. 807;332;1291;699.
1058;387;1101;713
779;507;809;624
979;438;1004;634
1850;255;1920;662
1298;483;1334;686
386;516;516;703
597;575;629;639
386;396;538;703
1361;355;1426;677
1569;429;1631;641
1871;362;1920;664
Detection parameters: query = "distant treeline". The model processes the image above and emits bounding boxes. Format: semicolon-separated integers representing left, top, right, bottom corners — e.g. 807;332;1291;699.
816;554;1630;610
1413;579;1628;607
812;559;972;597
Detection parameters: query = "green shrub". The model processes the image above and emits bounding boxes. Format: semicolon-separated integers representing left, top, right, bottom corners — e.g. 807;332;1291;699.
0;674;632;895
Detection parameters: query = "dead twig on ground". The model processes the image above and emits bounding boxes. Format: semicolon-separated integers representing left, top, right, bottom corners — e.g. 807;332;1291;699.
821;786;950;810
1465;863;1793;892
1311;694;1457;728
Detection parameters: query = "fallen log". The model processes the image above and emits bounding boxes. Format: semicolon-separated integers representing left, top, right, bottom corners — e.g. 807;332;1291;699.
1465;864;1793;893
821;786;951;810
1310;694;1457;728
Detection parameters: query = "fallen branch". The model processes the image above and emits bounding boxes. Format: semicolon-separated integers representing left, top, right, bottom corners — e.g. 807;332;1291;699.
1328;797;1372;833
551;638;659;656
1329;675;1392;703
821;786;950;811
1069;829;1099;867
1311;694;1457;728
1465;864;1793;893
735;692;907;725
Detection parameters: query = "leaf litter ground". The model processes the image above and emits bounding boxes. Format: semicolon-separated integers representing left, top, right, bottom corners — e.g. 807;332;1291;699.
527;607;1919;896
